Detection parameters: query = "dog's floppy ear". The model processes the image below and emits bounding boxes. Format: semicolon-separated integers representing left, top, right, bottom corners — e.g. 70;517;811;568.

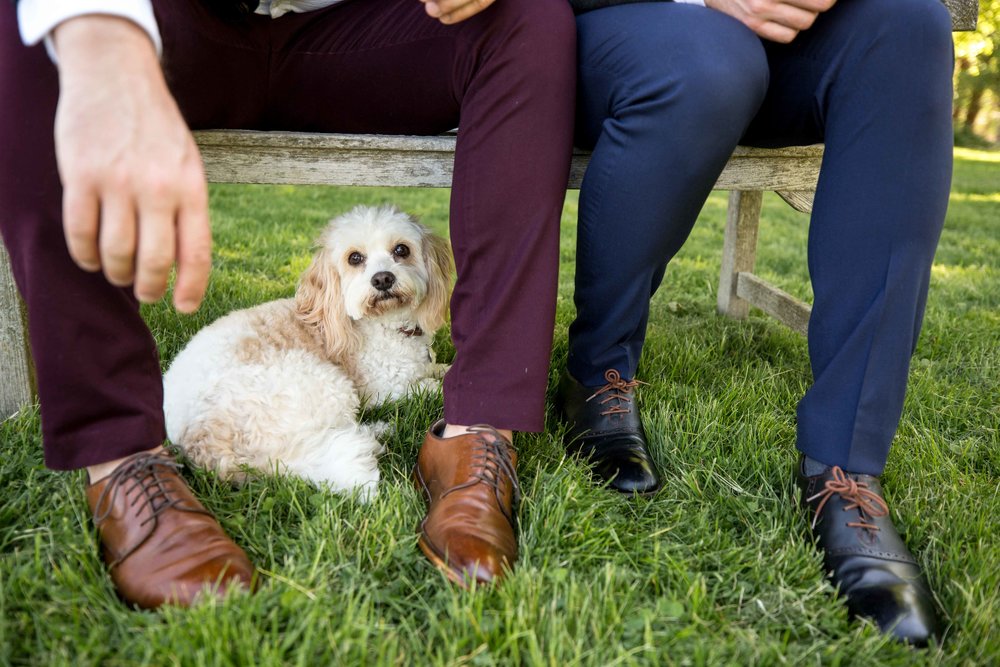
414;231;453;335
295;247;360;362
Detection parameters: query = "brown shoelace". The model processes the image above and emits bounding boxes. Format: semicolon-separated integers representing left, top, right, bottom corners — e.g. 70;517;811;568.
806;466;889;532
586;369;643;417
441;425;521;528
92;452;212;568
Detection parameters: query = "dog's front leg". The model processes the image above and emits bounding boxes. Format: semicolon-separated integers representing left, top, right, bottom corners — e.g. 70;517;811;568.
427;362;450;380
414;377;443;394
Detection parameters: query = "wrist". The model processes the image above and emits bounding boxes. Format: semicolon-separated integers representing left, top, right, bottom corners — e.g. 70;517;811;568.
18;0;162;62
53;14;159;70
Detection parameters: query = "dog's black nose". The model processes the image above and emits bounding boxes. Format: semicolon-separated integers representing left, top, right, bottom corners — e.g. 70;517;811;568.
371;271;396;292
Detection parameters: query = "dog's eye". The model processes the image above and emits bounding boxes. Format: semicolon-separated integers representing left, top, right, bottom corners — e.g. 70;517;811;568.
348;251;365;266
393;244;410;259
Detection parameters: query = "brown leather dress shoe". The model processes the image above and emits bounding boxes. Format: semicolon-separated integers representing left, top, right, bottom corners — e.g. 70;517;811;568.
86;451;255;609
414;421;519;587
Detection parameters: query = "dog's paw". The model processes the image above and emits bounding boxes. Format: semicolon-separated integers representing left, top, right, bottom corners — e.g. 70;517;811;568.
413;377;442;395
428;363;450;379
366;421;392;440
281;424;384;500
307;459;381;501
343;474;380;502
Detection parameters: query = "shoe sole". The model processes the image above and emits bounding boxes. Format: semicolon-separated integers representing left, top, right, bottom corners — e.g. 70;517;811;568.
412;466;497;589
610;483;661;498
416;532;483;589
564;438;662;497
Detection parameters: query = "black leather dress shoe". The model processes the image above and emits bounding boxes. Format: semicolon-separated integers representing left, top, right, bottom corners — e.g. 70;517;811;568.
796;458;942;646
557;370;661;494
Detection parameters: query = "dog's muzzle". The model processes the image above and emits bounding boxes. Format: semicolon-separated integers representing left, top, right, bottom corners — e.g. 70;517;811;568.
371;271;396;292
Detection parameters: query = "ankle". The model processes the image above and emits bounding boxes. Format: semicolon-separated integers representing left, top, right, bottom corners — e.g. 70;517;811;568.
801;455;832;477
441;423;513;443
85;445;165;484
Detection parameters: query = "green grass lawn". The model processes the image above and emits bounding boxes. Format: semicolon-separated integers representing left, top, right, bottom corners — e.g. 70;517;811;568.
1;148;997;666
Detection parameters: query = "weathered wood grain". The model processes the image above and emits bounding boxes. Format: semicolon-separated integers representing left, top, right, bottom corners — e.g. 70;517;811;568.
195;131;825;192
736;272;812;337
945;0;979;31
776;190;815;214
717;191;764;320
0;243;34;420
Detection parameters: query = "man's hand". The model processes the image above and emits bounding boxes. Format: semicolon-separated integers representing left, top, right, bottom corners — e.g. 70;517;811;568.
421;0;496;25
705;0;836;43
53;16;211;313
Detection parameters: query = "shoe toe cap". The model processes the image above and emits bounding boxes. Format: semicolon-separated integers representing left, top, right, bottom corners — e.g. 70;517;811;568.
420;531;513;587
117;551;255;608
847;580;941;646
589;442;661;494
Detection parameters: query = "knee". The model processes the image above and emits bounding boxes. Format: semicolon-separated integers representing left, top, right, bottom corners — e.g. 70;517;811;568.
884;0;952;36
499;0;575;33
615;19;769;131
829;0;954;109
676;34;770;124
851;0;953;60
904;0;954;61
485;0;576;70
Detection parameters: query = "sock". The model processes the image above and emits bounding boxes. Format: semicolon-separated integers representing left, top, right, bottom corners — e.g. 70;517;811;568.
802;455;832;476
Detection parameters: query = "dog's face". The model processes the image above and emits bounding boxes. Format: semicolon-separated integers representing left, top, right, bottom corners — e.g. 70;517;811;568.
295;206;453;361
328;208;436;320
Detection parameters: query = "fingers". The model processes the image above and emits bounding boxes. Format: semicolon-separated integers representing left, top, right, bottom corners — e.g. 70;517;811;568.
98;194;137;287
746;2;824;42
132;164;211;311
62;161;210;311
750;19;804;44
782;0;836;11
423;0;495;24
133;199;177;304
172;182;212;314
706;0;837;43
62;185;101;272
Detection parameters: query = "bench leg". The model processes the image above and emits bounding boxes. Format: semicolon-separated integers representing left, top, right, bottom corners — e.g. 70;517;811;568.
0;240;35;420
717;190;763;320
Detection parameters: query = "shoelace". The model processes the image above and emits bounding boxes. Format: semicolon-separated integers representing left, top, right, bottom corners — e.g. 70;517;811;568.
92;452;211;568
806;466;889;532
442;425;521;528
586;369;643;417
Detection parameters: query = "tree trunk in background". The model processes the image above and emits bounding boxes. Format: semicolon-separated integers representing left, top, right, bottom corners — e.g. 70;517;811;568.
965;85;985;130
954;57;970;121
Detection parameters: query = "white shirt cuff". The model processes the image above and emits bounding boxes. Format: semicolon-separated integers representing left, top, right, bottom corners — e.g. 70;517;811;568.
674;0;706;5
17;0;162;62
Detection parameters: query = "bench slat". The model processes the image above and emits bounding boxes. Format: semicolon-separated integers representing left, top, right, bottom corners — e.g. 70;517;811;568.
194;131;825;191
736;272;812;336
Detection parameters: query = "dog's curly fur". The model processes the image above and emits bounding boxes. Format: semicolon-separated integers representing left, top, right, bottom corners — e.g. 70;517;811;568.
163;206;452;497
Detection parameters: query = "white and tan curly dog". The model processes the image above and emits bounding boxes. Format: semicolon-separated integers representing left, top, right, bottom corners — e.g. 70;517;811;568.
163;205;452;497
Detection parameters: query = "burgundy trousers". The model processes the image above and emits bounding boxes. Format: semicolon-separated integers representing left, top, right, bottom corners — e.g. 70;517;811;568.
0;0;576;469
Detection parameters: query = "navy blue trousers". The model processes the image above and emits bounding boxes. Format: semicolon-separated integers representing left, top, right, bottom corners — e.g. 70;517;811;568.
569;0;955;475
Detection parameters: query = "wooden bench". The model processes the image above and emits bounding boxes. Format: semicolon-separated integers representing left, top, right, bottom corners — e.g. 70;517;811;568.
0;0;979;420
192;132;826;330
